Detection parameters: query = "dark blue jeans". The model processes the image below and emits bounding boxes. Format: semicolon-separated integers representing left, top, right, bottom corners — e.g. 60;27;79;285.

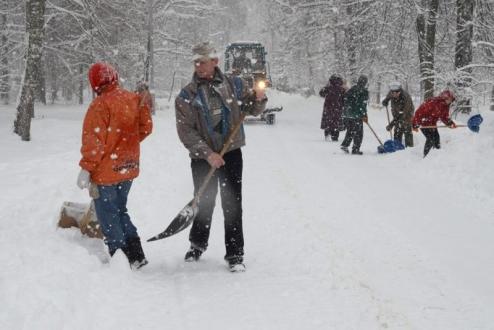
93;180;138;254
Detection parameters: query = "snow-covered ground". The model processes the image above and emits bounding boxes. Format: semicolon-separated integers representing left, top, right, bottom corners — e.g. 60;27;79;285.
1;90;493;330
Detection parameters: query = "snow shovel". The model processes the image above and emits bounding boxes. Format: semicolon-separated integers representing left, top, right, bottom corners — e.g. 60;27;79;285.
58;184;103;239
365;121;403;154
148;112;247;242
467;114;483;132
58;201;103;239
418;114;483;133
382;106;405;152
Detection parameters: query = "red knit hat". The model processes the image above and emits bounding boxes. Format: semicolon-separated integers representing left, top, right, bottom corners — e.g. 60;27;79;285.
88;62;119;94
439;90;455;101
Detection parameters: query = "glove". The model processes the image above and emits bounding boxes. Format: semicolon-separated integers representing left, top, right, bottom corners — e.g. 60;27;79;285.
412;124;419;132
77;169;91;189
386;124;393;131
362;116;368;123
382;100;388;107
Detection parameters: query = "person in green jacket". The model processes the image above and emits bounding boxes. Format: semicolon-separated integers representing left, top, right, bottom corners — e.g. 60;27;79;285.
340;75;369;155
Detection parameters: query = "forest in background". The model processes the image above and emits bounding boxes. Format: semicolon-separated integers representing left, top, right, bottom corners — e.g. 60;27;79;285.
2;0;494;140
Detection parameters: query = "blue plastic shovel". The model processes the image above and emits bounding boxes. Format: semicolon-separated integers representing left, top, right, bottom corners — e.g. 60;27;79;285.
419;114;483;133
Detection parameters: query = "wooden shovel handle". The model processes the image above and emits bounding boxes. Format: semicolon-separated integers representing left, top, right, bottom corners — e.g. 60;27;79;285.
193;112;247;206
79;200;96;230
364;121;384;146
417;125;466;129
385;106;393;140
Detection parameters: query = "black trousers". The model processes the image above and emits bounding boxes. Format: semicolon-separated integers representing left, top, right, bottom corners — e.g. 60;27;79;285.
189;148;244;260
324;128;339;141
420;128;440;157
393;121;414;147
341;118;363;151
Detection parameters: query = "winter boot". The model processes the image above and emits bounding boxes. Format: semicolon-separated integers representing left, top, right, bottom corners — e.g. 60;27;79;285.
351;149;363;155
124;237;148;270
121;244;134;266
226;257;246;272
184;246;203;262
324;129;331;141
340;146;349;153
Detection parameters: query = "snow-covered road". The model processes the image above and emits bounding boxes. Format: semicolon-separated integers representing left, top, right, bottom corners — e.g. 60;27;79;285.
1;91;493;329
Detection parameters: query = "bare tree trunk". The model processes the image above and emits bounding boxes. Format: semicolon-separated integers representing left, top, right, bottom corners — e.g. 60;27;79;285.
35;60;46;105
455;0;474;69
345;3;357;80
376;80;381;104
455;0;474;113
332;12;345;76
144;0;155;89
64;83;73;102
416;0;439;100
168;71;176;102
491;86;494;111
303;10;314;96
47;51;58;104
0;6;9;105
78;64;84;104
14;0;45;141
32;2;46;107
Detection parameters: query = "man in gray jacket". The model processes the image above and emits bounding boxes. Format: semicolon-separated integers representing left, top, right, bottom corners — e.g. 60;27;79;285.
175;42;267;272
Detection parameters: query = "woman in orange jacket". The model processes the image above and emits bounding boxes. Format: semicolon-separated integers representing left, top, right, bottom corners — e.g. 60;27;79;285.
77;62;153;269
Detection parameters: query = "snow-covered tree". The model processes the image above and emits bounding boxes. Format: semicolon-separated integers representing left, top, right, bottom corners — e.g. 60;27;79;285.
14;0;45;141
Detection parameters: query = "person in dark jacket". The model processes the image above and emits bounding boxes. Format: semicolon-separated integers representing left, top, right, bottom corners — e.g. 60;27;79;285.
340;75;369;155
319;74;346;141
412;90;457;157
382;82;415;147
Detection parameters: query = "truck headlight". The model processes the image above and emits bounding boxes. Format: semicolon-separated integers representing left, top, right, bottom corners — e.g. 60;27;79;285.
257;80;266;89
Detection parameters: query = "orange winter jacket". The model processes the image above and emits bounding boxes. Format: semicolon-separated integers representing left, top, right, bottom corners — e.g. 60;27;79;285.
79;83;153;185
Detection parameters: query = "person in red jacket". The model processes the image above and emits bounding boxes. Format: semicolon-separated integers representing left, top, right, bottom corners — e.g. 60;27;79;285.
77;62;153;269
412;90;456;157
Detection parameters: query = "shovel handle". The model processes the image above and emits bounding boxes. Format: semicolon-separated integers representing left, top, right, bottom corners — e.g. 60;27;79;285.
417;124;467;129
79;200;96;230
193;112;247;206
364;121;384;146
385;106;393;140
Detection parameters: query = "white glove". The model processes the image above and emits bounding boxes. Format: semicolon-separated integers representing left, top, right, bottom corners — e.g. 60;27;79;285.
77;169;91;189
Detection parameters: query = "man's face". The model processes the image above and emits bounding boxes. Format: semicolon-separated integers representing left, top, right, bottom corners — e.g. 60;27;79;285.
391;90;400;98
194;58;218;79
444;96;454;105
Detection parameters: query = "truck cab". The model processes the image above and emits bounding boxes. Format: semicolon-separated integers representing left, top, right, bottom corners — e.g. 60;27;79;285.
224;42;271;89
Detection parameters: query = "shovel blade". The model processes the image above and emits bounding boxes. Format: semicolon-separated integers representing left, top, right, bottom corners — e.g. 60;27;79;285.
467;114;483;133
378;140;405;154
147;200;198;242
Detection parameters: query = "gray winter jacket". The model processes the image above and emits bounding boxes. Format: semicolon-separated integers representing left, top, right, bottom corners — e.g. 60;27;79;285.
175;67;267;159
